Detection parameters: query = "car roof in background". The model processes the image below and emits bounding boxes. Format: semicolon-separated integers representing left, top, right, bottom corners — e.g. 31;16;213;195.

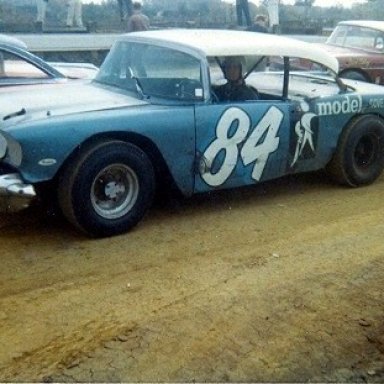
0;34;27;50
337;20;384;32
121;28;339;73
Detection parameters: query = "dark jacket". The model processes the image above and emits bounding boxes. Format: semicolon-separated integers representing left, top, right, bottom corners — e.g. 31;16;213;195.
215;82;259;102
127;11;150;32
247;24;268;33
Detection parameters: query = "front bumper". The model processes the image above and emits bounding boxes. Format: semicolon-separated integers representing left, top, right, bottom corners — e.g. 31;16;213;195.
0;173;36;212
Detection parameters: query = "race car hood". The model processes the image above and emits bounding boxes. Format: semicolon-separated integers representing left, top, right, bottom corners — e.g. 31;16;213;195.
0;81;147;126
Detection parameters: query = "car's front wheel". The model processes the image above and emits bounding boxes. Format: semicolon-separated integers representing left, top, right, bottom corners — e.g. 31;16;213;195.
58;140;155;237
326;115;384;187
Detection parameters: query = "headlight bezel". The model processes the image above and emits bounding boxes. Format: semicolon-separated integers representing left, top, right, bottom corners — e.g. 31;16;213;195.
0;133;7;159
0;131;22;166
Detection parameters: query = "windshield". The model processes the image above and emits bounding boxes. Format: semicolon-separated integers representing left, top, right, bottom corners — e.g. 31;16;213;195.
95;41;203;101
327;24;384;53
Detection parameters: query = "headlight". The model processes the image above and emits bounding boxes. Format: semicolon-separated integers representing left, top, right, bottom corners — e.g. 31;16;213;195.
0;133;7;159
0;131;22;166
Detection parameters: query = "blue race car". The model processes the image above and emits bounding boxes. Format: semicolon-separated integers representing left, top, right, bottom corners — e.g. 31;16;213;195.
1;29;384;237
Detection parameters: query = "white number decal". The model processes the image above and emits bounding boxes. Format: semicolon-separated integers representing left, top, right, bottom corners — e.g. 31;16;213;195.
201;106;284;186
202;108;250;187
241;106;283;181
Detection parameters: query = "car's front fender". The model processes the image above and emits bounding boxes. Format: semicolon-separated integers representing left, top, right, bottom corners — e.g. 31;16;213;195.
3;104;197;196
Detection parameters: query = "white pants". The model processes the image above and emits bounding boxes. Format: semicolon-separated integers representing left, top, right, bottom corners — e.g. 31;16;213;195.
66;0;83;27
36;0;47;23
266;0;279;28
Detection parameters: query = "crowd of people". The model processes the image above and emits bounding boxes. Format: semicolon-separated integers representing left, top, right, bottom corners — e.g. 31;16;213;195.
35;0;84;29
34;0;279;34
236;0;279;34
34;0;150;32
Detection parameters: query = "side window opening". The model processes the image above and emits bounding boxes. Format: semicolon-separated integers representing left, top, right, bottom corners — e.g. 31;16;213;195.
209;54;339;103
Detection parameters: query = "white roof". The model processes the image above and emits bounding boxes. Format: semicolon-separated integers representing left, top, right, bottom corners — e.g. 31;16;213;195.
338;20;384;32
122;29;339;73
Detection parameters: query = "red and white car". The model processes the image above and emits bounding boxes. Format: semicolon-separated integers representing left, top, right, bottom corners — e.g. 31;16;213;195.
319;20;384;84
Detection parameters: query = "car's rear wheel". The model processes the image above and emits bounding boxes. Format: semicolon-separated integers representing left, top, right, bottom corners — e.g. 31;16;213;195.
340;69;370;83
58;140;155;237
326;115;384;186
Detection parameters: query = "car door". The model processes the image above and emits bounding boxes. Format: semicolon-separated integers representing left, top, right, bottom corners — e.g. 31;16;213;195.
194;100;294;193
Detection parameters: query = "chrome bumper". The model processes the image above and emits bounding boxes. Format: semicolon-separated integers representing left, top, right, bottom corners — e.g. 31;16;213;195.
0;173;36;212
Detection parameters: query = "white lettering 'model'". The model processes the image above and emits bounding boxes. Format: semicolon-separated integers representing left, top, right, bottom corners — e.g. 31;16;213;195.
316;95;362;116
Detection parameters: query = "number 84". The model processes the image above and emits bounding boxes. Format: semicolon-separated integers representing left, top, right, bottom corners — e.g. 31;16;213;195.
201;106;284;187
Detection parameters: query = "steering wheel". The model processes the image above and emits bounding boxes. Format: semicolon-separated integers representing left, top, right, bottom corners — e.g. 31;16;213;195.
177;78;202;99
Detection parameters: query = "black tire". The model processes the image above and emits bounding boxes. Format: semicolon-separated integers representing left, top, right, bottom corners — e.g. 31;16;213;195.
340;70;370;83
58;140;155;237
326;115;384;187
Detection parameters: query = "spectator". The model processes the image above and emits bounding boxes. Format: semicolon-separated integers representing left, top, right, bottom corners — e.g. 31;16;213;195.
127;2;149;32
35;0;48;30
266;0;280;33
236;0;251;28
66;0;84;28
117;0;133;22
247;14;268;33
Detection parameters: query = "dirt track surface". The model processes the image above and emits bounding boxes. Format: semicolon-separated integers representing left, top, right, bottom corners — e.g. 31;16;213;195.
0;171;383;382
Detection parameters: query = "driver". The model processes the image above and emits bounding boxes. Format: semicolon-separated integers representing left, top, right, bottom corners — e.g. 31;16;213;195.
215;56;259;102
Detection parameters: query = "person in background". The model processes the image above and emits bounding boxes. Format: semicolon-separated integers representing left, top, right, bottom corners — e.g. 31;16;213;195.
66;0;84;28
117;0;133;22
214;57;259;102
127;2;149;32
266;0;280;33
236;0;251;28
247;14;268;33
35;0;48;30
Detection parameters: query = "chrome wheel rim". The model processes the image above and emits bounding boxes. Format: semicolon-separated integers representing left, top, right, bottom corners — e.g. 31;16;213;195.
91;164;139;219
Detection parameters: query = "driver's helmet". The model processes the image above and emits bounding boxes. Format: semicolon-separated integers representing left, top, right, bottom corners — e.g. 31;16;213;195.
222;56;244;81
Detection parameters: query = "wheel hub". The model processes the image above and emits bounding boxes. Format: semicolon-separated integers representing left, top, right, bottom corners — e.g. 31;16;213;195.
91;164;139;219
105;181;126;200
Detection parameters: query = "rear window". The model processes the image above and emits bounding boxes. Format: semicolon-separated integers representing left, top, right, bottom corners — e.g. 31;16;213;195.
327;25;384;52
